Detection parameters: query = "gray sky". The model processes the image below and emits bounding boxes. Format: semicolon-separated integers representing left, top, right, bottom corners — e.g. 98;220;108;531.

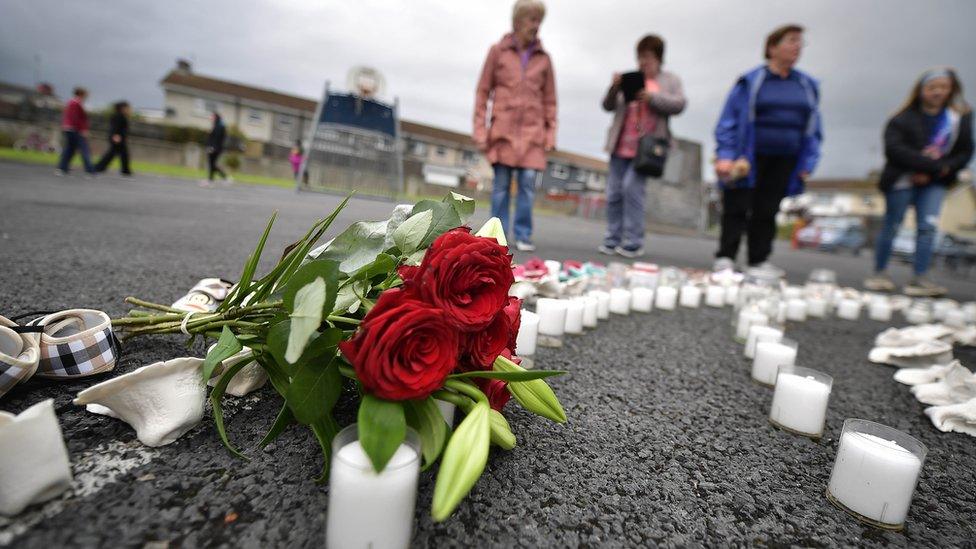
2;0;974;179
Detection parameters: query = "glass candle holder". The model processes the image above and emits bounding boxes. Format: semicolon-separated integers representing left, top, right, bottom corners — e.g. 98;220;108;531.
705;285;726;308
904;300;933;325
326;424;421;549
785;298;807;322
654;286;678;311
735;307;769;343
751;337;798;386
944;307;966;328
734;268;783;330
745;325;783;359
564;300;584;335
826;419;927;531
516;310;539;358
836;298;862;321
769;365;832;438
630;287;654;313
535;298;567;348
609;288;633;315
589;290;611;319
868;297;892;322
578;296;599;328
679;284;702;308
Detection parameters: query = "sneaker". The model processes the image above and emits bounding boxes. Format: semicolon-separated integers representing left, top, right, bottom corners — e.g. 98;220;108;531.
615;245;644;258
199;179;214;188
515;241;536;252
597;244;617;255
864;273;896;292
904;277;947;298
712;257;736;272
54;169;66;177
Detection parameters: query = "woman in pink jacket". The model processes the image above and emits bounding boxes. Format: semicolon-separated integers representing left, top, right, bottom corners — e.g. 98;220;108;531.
474;0;557;252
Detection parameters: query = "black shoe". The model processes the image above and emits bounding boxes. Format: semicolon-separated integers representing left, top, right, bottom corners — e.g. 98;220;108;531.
597;244;617;255
615;245;645;259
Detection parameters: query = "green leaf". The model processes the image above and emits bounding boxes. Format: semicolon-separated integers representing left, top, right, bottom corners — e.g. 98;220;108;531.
283;259;339;314
445;192;476;222
488;409;516;450
494;355;567;423
285;330;343;425
391;209;433;254
210;358;250;460
403;248;426;267
220;211;277;311
411;200;462;249
473;217;507;246
448;370;566;382
202;326;243;382
255;353;290;396
285;277;327;363
334;280;367;314
310;414;341;483
265;320;291;374
404;398;450;470
432;400;491;521
358;395;407;473
259;403;294;448
320;220;391;274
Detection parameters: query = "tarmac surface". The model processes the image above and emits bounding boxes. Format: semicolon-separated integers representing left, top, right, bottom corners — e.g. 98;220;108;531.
1;162;974;548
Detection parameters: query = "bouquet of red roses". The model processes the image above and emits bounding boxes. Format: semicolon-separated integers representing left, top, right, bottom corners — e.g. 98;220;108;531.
112;193;566;520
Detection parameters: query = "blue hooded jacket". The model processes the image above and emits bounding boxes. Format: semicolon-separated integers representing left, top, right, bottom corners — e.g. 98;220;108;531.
714;65;823;196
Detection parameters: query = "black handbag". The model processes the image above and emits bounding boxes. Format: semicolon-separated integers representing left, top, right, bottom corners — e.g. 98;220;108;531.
633;134;669;177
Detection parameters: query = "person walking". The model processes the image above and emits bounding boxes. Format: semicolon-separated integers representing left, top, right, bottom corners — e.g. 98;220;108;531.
864;68;973;297
204;112;228;184
94;101;132;175
713;24;823;272
56;87;95;176
289;140;307;184
598;34;686;258
474;0;557;252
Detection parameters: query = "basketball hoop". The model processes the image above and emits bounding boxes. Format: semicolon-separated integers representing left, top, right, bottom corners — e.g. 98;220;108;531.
347;66;386;99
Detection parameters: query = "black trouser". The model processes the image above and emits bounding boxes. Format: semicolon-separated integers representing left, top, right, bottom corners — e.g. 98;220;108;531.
208;151;226;181
94;140;131;174
716;154;798;266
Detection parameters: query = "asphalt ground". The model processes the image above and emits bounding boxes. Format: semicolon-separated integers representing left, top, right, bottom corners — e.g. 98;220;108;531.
1;162;974;548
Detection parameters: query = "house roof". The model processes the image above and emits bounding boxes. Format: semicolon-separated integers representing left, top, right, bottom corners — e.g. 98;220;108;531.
549;149;607;171
400;120;476;148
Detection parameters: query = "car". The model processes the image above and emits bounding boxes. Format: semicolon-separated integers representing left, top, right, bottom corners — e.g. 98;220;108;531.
820;225;867;255
892;230;974;263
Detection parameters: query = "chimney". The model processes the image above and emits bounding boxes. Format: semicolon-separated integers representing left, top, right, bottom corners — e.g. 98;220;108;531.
176;59;192;74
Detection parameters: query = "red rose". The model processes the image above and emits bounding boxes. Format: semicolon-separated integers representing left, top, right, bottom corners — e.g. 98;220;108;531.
400;227;514;331
459;297;521;371
339;288;459;401
477;378;512;412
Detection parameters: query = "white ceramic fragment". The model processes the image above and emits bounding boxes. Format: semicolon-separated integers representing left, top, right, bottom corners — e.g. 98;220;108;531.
951;325;976;347
868;340;954;368
893;361;961;386
874;324;955;348
925;398;976;437
911;364;976;406
0;399;73;516
207;347;267;397
74;357;206;447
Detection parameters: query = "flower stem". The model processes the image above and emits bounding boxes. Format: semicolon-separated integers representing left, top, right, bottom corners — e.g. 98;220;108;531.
327;315;361;326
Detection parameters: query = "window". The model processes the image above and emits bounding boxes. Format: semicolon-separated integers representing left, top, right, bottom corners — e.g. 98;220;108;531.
248;109;264;124
462;150;476;164
164;107;176;118
276;115;293;130
194;98;217;115
551;164;569;180
576;170;588;183
411;141;427;156
435;146;448;158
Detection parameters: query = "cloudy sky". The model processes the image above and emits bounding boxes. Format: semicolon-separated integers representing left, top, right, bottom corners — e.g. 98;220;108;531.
2;0;974;179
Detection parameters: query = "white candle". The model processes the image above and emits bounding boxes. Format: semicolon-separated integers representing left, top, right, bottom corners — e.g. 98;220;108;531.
579;297;598;328
769;370;831;437
630;287;654;313
963;302;976;324
785;298;807;322
868;300;892;322
436;400;455;426
776;301;787;324
827;422;926;528
932;300;953;321
836;299;861;321
609;288;633;315
564;300;584;334
783;285;803;300
655;287;678;311
752;340;797;385
516;310;539;356
544;260;561;279
679;285;702;308
705;285;725;308
590;291;611;319
327;431;421;549
736;310;768;341
745;326;782;359
944;308;966;328
725;285;740;306
535;298;567;336
904;307;931;325
807;297;828;318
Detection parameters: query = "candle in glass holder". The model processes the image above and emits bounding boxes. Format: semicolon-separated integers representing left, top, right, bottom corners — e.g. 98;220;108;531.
590;290;611;319
868;299;892;322
516;310;539;357
326;425;421;549
904;303;931;324
736;310;768;342
785;298;807;321
705;285;725;308
610;289;633;315
826;419;927;530
655;286;678;311
535;298;567;348
807;296;828;318
769;366;831;437
783;285;803;300
578;296;599;328
564;300;584;334
837;298;862;320
544;260;561;279
679;285;702;308
745;326;783;359
725;285;740;306
963;302;976;324
944;308;966;328
631;287;654;312
751;338;797;385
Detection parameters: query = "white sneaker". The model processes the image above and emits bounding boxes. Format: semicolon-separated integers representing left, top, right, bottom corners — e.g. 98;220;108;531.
713;257;736;272
515;241;536;252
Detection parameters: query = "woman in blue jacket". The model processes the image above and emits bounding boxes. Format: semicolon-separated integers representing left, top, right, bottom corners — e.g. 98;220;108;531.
712;24;822;272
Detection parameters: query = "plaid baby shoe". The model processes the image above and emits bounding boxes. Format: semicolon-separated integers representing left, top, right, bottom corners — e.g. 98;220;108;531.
0;316;41;399
26;310;120;379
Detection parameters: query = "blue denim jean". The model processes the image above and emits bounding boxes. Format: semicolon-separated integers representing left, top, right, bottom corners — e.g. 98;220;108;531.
491;164;537;243
57;130;94;173
874;183;947;275
603;155;647;249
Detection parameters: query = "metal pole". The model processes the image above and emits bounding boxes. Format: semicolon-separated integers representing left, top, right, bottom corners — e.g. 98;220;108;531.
393;95;404;197
298;80;329;193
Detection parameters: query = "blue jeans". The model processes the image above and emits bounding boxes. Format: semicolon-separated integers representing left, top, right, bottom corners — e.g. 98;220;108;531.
603;155;647;249
491;164;537;243
874;184;947;275
57;130;94;173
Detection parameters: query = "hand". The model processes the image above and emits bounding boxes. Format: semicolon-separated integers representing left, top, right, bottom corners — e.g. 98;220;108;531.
636;89;652;103
911;173;932;186
922;145;942;159
715;159;734;180
112;134;121;144
611;72;622;88
798;171;810;181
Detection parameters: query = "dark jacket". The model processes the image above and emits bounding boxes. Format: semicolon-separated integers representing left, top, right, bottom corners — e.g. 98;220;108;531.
109;112;128;140
206;121;226;153
880;108;974;192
